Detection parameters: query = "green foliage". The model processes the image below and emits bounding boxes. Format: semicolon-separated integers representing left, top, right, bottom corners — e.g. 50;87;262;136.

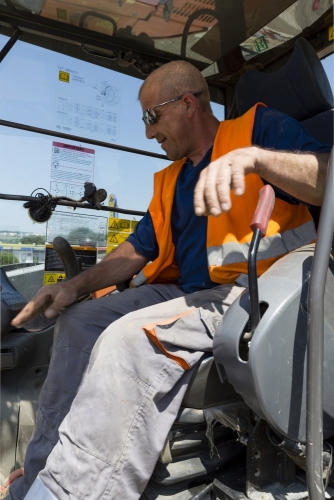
21;235;46;245
67;227;100;245
0;252;20;265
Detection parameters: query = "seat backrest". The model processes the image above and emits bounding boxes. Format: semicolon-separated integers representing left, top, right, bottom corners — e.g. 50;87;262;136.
236;38;334;145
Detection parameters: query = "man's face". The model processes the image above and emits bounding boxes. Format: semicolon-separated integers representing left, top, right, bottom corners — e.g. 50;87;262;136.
140;85;191;161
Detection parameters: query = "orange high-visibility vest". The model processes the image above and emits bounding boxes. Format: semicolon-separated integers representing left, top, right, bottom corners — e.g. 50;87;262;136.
133;104;316;287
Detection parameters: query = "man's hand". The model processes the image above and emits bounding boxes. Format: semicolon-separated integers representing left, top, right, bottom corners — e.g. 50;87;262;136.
11;281;79;328
194;146;328;216
11;241;148;329
194;147;256;216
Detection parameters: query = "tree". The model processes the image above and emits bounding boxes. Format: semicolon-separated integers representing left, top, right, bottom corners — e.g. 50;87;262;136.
1;252;20;265
67;227;100;245
21;235;46;245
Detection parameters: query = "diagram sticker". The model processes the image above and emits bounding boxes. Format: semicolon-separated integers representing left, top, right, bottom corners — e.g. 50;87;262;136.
55;65;120;141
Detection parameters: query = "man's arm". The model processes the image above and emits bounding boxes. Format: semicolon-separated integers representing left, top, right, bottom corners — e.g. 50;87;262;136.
194;147;330;216
12;241;148;327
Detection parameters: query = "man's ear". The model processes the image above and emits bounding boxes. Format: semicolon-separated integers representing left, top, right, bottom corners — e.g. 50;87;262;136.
183;93;198;117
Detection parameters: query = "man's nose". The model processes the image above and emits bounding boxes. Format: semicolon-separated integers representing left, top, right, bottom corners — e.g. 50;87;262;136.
145;123;156;140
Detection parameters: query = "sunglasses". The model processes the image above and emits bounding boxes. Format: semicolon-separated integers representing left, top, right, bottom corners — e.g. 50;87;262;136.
142;91;204;125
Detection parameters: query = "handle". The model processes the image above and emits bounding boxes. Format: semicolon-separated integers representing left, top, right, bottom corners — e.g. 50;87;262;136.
250;185;275;237
247;184;275;337
53;237;81;280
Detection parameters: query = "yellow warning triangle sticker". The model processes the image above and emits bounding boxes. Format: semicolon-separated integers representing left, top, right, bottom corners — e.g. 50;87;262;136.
48;276;55;282
109;235;118;243
110;221;119;229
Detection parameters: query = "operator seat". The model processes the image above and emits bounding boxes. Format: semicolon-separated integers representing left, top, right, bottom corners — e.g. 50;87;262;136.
214;38;334;446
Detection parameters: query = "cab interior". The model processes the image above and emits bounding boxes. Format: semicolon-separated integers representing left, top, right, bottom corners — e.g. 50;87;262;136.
0;1;333;499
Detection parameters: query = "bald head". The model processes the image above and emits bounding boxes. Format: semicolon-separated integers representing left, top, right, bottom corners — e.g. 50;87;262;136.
139;60;212;113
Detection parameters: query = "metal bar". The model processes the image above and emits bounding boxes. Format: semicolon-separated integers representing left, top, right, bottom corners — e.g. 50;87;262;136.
0;119;167;160
307;148;334;500
0;193;146;216
247;227;261;335
0;28;21;63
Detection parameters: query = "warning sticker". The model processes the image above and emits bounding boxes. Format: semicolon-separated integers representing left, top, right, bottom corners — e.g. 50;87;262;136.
59;71;70;83
44;273;66;286
108;232;128;245
329;25;334;41
108;218;131;232
106;217;141;254
107;244;118;253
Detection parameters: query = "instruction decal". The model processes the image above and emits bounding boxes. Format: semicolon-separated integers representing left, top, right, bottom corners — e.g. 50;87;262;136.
254;35;268;53
55;65;120;141
51;142;95;184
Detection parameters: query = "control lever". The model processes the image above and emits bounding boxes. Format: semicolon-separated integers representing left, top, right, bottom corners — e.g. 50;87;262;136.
53;236;81;280
248;185;275;337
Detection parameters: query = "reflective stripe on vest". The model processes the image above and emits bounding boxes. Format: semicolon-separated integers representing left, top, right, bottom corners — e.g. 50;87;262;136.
207;220;316;267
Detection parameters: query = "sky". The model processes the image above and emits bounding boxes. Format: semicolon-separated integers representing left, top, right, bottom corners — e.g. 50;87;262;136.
322;53;334;85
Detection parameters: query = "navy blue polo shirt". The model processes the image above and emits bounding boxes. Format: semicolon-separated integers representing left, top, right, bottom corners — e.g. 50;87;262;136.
127;107;331;293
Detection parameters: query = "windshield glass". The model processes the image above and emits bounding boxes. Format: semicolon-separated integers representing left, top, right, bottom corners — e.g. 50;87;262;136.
0;37;224;284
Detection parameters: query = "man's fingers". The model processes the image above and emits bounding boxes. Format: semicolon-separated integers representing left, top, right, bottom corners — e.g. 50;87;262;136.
10;282;79;329
194;149;257;217
11;298;51;327
215;166;232;213
230;163;246;196
11;287;61;327
195;162;230;216
203;179;223;216
43;292;71;318
194;169;208;215
214;162;246;214
195;163;232;216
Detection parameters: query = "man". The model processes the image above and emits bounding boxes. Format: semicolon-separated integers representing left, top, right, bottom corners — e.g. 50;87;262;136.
6;60;330;500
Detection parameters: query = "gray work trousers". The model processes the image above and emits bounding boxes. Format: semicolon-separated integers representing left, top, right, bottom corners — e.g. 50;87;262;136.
7;283;243;500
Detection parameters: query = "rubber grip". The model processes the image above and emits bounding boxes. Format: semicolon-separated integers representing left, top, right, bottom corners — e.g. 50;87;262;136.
250;185;275;237
53;236;81;280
